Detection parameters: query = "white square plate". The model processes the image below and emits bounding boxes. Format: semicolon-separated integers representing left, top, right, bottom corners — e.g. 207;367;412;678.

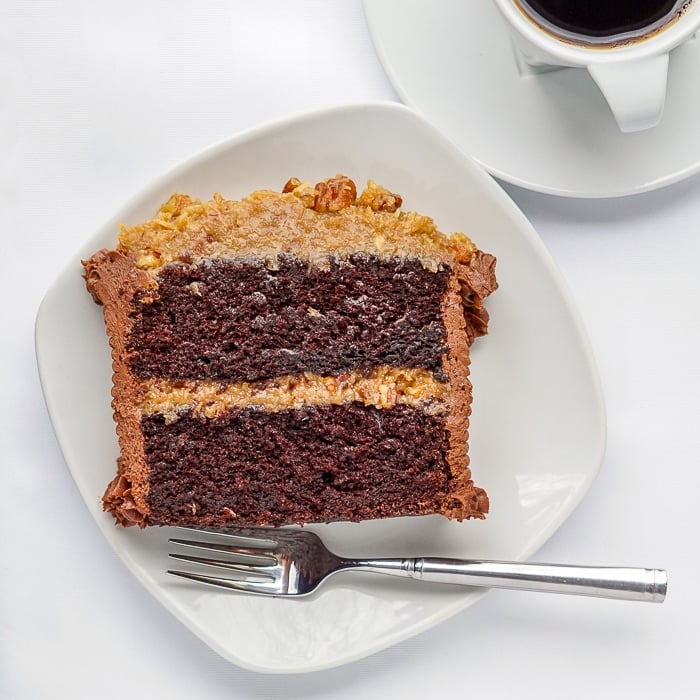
36;102;605;673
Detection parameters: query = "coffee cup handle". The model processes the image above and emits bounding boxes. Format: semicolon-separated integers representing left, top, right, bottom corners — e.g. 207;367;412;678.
587;54;669;133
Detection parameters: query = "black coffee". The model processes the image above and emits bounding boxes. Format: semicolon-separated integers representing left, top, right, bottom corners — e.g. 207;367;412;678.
518;0;690;41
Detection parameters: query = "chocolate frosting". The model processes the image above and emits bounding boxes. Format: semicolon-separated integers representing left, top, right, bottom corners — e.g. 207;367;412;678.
83;249;154;526
102;469;147;526
463;250;498;303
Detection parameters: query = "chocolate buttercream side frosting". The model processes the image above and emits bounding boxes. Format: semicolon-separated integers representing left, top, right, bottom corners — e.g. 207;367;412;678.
83;249;154;526
459;250;498;343
438;248;497;520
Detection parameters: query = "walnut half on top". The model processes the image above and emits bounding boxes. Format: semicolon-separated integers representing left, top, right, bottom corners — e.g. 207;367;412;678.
283;175;402;213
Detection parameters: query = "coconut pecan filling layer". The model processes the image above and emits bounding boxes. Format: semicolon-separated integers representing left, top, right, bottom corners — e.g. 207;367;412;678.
117;177;477;275
140;367;450;422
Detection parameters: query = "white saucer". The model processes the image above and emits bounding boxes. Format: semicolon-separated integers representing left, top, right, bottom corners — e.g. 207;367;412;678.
363;0;700;198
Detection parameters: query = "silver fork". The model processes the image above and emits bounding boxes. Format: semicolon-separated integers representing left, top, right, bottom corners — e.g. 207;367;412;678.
167;526;667;602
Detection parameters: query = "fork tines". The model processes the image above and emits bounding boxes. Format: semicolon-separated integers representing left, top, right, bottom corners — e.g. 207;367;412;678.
167;528;283;594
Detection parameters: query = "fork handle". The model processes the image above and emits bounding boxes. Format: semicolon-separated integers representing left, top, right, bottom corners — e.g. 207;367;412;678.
348;558;667;602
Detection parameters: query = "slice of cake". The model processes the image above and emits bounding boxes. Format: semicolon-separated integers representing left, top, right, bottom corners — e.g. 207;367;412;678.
83;175;497;528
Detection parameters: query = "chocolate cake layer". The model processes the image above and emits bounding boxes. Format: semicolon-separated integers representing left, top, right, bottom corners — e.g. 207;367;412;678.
143;403;462;526
128;254;451;382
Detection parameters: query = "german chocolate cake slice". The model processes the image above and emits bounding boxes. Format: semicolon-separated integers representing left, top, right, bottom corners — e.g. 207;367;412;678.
83;175;497;528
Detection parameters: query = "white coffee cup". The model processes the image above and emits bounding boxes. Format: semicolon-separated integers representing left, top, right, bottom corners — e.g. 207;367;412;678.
492;0;700;132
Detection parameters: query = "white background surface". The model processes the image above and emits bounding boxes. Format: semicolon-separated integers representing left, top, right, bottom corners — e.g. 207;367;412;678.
2;1;699;698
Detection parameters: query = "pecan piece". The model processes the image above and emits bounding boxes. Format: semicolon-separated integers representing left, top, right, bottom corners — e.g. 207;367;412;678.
282;177;302;193
357;181;403;212
282;177;316;207
312;175;357;212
